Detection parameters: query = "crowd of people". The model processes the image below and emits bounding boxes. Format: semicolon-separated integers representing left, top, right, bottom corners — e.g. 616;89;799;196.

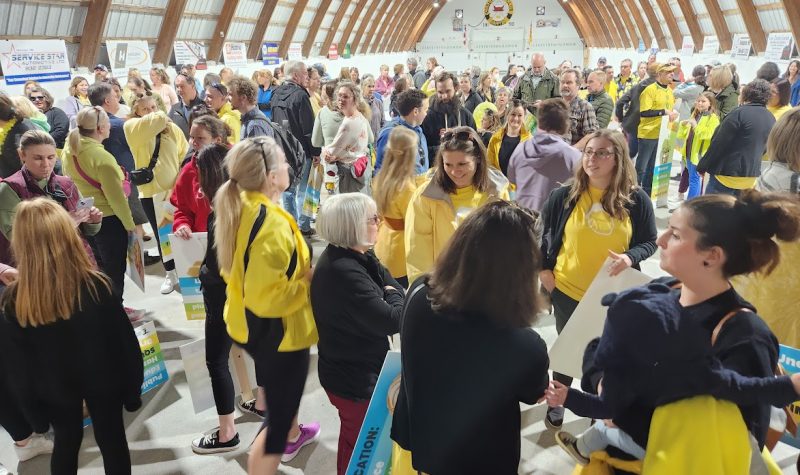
0;51;799;475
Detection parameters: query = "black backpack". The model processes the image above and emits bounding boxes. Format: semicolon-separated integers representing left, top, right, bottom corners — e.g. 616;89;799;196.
267;120;306;185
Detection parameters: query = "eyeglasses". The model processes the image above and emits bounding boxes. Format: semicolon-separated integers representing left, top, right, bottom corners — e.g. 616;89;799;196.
584;149;615;159
29;96;45;102
366;214;381;225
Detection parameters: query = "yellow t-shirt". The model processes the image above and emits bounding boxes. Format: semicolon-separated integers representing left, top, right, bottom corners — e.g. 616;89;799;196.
638;82;675;140
450;185;483;226
554;186;633;301
715;176;757;190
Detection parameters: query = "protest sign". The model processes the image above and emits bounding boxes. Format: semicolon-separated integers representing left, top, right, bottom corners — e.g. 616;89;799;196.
126;233;146;292
136;320;170;394
651;116;674;208
170;232;207;320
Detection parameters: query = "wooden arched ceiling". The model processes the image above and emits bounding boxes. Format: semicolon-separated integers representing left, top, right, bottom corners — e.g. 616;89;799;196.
623;0;652;49
599;0;633;48
320;0;352;55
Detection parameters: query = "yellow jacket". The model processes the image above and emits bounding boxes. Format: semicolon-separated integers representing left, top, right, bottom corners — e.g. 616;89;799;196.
222;191;318;351
217;102;242;144
420;78;436;98
373;176;425;278
123;111;188;198
486;126;532;173
404;169;509;282
677;113;720;165
604;81;618;105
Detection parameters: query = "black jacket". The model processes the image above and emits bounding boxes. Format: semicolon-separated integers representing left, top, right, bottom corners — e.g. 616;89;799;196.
168;95;205;140
421;99;477;160
459;90;484;113
615;77;655;135
270;80;321;159
540;185;657;271
0;119;35;178
44;107;70;149
697;103;775;177
0;276;143;432
310;245;403;401
199;211;224;289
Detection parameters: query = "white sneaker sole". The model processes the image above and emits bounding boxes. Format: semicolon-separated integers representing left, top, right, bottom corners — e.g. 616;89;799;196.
280;429;320;463
191;442;240;455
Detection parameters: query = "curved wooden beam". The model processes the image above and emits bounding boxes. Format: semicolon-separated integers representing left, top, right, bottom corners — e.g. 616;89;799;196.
76;0;112;67
154;0;188;64
561;0;592;47
352;0;383;54
653;0;683;50
387;0;422;52
782;0;800;58
700;0;732;51
573;0;604;48
638;0;668;50
337;0;369;53
413;3;445;47
735;0;767;53
599;0;633;48
575;0;611;48
588;0;621;48
375;0;405;53
609;0;640;48
361;0;393;54
675;0;703;51
247;0;279;60
320;0;352;55
403;5;434;51
623;0;652;49
278;0;310;59
302;0;334;57
208;0;241;62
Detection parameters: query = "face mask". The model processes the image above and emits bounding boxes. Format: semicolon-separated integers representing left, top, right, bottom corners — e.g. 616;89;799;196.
516;71;524;77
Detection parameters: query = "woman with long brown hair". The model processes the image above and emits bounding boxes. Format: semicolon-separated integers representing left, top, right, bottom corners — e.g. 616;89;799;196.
149;67;179;107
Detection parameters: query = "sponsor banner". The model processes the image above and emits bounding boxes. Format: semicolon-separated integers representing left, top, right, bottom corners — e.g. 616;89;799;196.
328;43;339;60
223;42;248;68
174;41;207;70
764;32;795;61
0;40;71;85
680;36;694;56
288;42;303;61
701;36;720;54
731;34;752;60
262;42;280;65
107;41;152;79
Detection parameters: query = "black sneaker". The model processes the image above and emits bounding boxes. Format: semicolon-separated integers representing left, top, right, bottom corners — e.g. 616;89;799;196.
301;228;317;237
555;431;589;465
191;429;240;454
238;398;265;418
545;407;564;430
144;254;161;266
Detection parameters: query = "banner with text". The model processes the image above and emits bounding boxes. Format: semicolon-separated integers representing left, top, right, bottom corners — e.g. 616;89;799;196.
174;41;207;70
731;34;752;60
288;42;303;61
262;42;280;65
107;41;152;80
170;232;208;320
0;39;70;85
136;320;170;394
764;32;795;61
701;36;720;55
223;42;248;68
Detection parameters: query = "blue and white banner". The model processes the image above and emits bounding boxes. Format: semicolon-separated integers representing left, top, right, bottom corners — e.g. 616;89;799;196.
0;40;71;85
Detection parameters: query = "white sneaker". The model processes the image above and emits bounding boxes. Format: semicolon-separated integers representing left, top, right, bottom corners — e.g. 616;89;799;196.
14;432;53;462
0;462;9;475
160;270;179;294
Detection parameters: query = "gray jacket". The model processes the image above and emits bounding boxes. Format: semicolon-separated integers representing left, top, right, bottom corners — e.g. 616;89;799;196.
673;82;705;121
757;161;798;193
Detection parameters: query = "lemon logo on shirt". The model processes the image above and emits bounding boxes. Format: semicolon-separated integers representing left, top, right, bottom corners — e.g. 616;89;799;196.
585;203;615;236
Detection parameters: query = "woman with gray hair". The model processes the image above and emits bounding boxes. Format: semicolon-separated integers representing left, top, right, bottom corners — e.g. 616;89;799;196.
310;192;404;475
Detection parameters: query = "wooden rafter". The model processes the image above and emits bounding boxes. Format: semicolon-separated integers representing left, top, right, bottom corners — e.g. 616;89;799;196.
352;0;383;54
302;0;333;57
361;0;392;54
588;0;619;47
699;0;731;51
735;0;767;53
575;0;611;48
610;0;640;48
76;0;112;67
375;0;405;53
247;0;279;60
599;0;633;48
561;0;592;47
277;0;310;58
576;0;605;48
782;0;800;56
320;0;351;55
337;0;369;52
622;0;652;49
638;0;668;49
404;6;433;51
208;0;241;62
387;0;421;52
653;0;683;50
153;0;188;64
675;0;703;50
412;3;443;49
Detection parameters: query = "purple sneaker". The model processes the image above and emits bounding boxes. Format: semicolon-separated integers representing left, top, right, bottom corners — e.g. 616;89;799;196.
281;422;321;463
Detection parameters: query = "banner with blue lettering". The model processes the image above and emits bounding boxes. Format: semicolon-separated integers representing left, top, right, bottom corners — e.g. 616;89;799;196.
0;40;71;85
779;345;800;448
262;42;280;65
346;351;401;475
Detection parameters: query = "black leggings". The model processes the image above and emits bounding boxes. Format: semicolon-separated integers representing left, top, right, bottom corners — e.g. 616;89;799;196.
551;287;580;387
0;379;33;442
239;315;309;454
141;197;175;272
49;397;130;475
93;215;128;300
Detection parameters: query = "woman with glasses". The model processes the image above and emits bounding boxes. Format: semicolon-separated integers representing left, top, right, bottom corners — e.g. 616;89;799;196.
214;137;320;473
310;193;404;475
539;129;657;430
63;106;135;300
149;67;179;107
322;82;374;194
405;126;509;283
487;99;531;178
28;87;69;149
205;82;241;145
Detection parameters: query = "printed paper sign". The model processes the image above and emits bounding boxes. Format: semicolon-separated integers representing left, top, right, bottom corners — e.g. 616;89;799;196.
223;42;248;68
288;42;303;61
701;36;720;55
680;36;694;56
346;351;401;474
548;259;652;379
174;41;207;69
153;191;174;262
106;40;152;80
0;40;71;85
262;42;280;65
328;43;339;60
169;232;208;320
764;32;795;61
731;34;752;59
126;233;146;292
651;116;675;208
779;344;800;448
135;320;170;394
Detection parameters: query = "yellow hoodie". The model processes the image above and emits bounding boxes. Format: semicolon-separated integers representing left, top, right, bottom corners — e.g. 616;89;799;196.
217;102;242;144
404;168;509;282
222;191;318;351
374;175;426;279
123;111;189;198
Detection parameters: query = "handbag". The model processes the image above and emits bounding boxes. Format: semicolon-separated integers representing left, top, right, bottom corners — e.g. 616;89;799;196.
129;135;161;185
72;152;131;198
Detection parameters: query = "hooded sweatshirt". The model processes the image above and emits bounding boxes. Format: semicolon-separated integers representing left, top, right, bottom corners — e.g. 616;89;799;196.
506;132;581;212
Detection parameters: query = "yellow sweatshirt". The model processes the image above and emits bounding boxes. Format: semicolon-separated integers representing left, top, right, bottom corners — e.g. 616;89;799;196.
123;111;188;198
217;102;242;144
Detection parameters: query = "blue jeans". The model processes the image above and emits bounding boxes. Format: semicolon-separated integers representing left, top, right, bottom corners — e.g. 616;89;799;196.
577;420;646;460
636;138;659;195
282;158;313;231
626;130;639;160
685;160;702;199
704;175;741;197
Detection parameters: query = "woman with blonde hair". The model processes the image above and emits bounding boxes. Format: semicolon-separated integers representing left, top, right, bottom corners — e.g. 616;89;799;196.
252;69;277;119
360;75;382;139
708;65;739;120
323;81;374;194
63;106;134;300
539;129;657;429
149;67;179;107
60;76;91;125
0;198;142;475
124;93;188;294
214;137;320;473
0;93;36;177
10;96;49;133
477;71;495;104
486;99;531;177
373;127;421;288
22;80;41;96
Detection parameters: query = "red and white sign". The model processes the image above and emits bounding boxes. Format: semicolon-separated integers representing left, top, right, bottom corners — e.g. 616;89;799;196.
328;44;339;60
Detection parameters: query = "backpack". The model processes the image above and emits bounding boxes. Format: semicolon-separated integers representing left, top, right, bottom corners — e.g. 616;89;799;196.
267;120;306;185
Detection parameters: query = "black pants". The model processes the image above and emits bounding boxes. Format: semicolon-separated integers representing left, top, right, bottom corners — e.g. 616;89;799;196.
94;215;128;300
204;284;235;416
551;287;580;387
0;380;33;442
49;397;130;475
239;315;309;454
141;197;175;272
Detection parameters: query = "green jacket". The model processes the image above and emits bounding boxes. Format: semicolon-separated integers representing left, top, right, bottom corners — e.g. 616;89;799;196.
513;68;560;104
587;91;614;129
715;84;739;121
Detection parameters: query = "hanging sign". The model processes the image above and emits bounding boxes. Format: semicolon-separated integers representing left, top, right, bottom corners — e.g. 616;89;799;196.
106;40;152;79
701;36;720;55
0;39;71;85
483;0;514;27
328;43;339;60
262;42;280;65
637;40;646;54
764;32;795;61
343;43;352;59
173;41;207;70
223;42;248;68
287;42;303;60
731;34;752;60
680;36;694;57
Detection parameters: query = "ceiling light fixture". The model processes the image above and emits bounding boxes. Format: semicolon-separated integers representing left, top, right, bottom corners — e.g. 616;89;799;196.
433;1;440;8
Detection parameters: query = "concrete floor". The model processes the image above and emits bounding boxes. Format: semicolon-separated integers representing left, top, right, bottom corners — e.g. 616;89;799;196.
1;176;799;474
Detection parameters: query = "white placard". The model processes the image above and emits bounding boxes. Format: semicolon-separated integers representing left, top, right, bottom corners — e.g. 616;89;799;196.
701;36;720;55
169;232;208;320
223;42;248;68
731;34;752;60
764;32;795;61
680;36;694;56
106;40;152;79
548;258;652;379
0;40;71;85
180;340;257;414
173;41;207;68
288;42;303;61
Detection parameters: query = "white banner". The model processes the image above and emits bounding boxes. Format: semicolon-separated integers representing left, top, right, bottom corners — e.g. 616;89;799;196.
106;40;152;79
223;42;248;68
764;32;795;61
288;42;303;61
731;34;752;60
701;36;720;55
0;40;71;85
169;232;207;320
173;41;207;69
680;36;694;56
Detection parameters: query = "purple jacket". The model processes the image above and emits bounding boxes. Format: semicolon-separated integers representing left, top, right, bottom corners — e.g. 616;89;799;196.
507;132;581;212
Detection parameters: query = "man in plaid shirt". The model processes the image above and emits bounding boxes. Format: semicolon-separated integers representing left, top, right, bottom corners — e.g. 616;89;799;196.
560;69;598;149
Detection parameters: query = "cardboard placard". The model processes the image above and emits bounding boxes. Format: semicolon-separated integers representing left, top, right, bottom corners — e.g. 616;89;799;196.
126;233;146;292
169;232;208;320
651;115;674;208
136;320;170;394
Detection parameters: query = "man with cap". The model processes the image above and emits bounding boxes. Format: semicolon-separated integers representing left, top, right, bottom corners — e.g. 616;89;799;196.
94;64;109;83
636;63;678;195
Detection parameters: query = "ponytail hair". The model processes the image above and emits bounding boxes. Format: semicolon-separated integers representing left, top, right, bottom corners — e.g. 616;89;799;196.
683;189;800;277
213;137;283;273
68;106;109;158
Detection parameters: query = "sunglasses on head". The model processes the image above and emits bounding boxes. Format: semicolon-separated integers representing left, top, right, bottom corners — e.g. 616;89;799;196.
209;82;227;94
